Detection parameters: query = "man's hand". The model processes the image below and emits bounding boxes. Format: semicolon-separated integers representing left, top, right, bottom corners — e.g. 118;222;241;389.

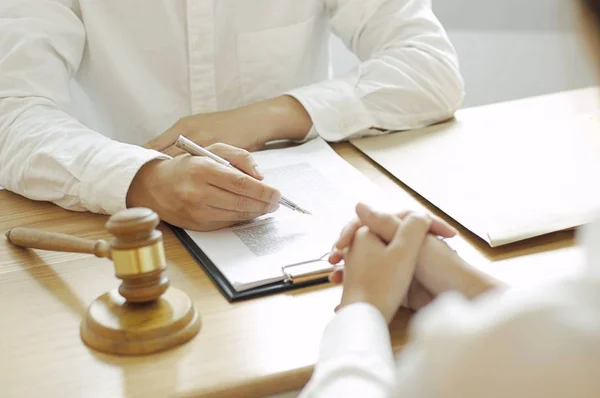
144;96;313;155
126;143;282;231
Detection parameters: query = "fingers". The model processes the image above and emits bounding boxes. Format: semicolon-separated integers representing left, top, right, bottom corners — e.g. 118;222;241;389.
203;185;280;214
328;248;344;264
355;203;401;244
350;225;386;257
356;203;457;243
426;216;457;238
186;220;234;232
388;213;432;258
195;206;266;223
333;219;361;250
164;145;185;158
145;117;198;152
207;143;264;180
144;129;179;152
404;279;434;311
201;159;281;205
334;203;457;256
328;268;344;285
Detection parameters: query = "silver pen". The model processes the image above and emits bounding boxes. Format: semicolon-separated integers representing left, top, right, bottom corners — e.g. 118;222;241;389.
175;135;311;215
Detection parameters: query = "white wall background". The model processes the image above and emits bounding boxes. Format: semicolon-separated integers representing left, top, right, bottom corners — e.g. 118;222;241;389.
329;0;597;108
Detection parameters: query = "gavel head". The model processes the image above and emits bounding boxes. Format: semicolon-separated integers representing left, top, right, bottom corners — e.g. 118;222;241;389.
105;208;169;303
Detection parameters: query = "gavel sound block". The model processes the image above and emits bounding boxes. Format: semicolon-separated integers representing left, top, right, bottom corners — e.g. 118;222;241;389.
5;208;201;356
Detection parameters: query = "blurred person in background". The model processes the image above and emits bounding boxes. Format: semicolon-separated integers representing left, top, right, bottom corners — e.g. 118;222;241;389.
298;1;600;396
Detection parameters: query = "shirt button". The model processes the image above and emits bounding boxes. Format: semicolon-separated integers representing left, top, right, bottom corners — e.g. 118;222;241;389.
340;121;349;130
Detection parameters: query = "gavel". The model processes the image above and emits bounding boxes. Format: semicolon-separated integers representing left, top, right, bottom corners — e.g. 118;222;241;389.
6;208;201;356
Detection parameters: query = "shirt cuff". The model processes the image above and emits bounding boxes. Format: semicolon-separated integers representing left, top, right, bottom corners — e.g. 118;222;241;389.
318;302;394;362
286;78;376;142
291;125;319;144
80;142;170;215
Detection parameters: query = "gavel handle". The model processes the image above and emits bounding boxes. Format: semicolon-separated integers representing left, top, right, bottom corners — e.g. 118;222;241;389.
5;227;111;259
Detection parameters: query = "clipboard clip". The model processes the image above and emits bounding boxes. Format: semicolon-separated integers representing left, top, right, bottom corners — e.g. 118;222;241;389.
281;252;334;284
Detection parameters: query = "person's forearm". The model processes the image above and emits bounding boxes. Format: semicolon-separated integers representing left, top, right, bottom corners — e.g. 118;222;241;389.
416;236;504;299
0;102;167;215
143;94;313;155
0;2;168;215
285;0;464;144
259;95;313;142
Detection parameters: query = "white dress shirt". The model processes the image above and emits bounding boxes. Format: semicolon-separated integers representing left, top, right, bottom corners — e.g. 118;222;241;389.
0;0;463;215
299;218;600;398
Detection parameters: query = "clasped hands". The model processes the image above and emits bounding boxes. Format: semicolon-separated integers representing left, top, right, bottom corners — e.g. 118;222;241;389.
328;203;459;324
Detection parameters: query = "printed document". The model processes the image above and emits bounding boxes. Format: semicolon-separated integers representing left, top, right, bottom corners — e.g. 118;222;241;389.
185;138;400;291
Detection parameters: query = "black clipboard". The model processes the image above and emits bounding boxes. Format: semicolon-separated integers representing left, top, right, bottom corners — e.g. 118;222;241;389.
170;226;331;302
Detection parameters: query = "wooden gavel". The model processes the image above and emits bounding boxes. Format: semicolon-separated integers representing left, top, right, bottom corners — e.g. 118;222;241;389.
6;208;168;303
5;207;201;356
6;227;112;257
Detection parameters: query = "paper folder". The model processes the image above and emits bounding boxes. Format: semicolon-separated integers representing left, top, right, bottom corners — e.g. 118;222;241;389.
351;90;600;247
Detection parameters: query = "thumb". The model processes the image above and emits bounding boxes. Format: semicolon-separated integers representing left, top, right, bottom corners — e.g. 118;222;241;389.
163;145;186;157
355;203;401;244
388;213;432;259
328;268;344;284
403;279;434;311
207;143;264;180
144;129;180;151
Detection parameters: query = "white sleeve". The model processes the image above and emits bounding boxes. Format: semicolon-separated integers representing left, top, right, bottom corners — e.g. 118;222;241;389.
301;280;600;398
298;303;397;398
393;280;600;398
0;0;167;214
287;0;465;142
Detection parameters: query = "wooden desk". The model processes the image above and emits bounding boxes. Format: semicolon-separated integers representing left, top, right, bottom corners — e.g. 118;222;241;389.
0;140;583;398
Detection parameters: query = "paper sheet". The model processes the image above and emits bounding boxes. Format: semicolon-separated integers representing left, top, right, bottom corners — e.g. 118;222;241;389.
351;100;600;247
185;138;398;291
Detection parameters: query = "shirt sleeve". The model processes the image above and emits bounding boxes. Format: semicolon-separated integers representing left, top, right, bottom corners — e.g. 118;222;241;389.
301;277;600;398
286;0;465;142
0;0;168;215
298;302;397;398
393;280;600;398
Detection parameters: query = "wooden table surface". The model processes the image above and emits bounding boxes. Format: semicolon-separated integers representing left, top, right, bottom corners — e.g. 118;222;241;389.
0;139;584;398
